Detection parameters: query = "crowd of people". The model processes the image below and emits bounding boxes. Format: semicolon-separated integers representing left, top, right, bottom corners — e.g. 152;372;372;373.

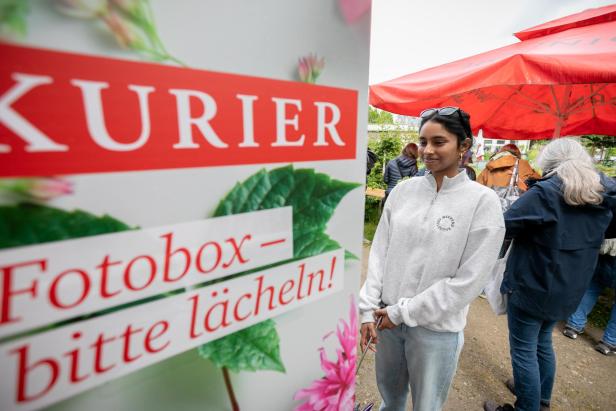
360;107;616;411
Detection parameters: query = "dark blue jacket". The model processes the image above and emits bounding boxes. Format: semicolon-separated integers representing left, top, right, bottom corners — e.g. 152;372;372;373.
383;156;418;194
501;174;616;320
594;253;616;289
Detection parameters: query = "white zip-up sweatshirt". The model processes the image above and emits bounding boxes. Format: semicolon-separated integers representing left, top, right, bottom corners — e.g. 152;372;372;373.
359;171;505;332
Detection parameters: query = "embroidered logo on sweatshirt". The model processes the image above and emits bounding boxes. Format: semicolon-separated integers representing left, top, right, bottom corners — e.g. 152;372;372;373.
436;215;455;231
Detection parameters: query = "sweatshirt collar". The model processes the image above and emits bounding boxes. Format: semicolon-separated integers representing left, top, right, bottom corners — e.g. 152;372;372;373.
424;169;469;192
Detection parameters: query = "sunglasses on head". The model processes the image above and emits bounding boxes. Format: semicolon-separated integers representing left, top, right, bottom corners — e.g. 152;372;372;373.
420;106;471;138
419;106;461;118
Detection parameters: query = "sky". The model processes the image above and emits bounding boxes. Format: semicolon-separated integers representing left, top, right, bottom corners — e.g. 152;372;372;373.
369;0;616;84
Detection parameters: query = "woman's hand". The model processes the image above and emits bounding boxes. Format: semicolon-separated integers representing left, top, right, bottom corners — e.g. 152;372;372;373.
360;322;378;353
375;308;396;330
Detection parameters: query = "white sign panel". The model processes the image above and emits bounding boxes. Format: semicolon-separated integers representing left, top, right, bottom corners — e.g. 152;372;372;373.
0;208;292;337
0;249;344;411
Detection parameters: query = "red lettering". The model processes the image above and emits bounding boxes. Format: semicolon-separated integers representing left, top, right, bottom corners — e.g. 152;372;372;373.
9;318;174;405
120;325;144;363
144;321;170;353
296;263;307;301
90;333;117;374
328;256;337;289
278;279;295;305
222;234;251;268
204;288;231;332
11;344;59;402
254;275;276;315
97;255;122;298
196;241;222;274
123;255;156;291
233;293;253;321
49;269;90;309
307;269;326;296
187;294;202;339
161;232;191;282
63;332;89;384
1;259;44;325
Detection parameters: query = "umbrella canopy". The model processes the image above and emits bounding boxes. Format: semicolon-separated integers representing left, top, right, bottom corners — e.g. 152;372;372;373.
513;4;616;41
369;5;616;139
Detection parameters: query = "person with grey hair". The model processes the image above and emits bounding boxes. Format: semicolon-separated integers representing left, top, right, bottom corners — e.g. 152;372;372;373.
484;138;616;411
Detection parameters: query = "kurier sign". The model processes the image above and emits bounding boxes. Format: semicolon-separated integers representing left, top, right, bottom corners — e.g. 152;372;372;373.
0;43;358;177
1;40;360;411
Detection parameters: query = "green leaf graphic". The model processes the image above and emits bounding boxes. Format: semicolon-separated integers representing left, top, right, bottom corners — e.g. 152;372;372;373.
214;165;360;259
0;203;132;250
202;165;360;373
198;319;285;373
213;165;359;228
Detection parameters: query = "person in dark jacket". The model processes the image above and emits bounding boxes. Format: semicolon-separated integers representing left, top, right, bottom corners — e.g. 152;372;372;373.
367;149;378;176
484;138;616;411
383;143;418;198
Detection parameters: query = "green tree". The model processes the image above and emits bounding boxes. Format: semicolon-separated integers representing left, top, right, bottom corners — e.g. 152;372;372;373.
582;135;616;161
368;106;394;124
367;134;403;189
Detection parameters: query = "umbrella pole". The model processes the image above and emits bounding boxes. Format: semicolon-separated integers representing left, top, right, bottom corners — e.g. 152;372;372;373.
553;117;564;138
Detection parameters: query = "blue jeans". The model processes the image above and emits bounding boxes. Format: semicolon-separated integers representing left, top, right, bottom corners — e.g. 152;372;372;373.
566;279;616;346
508;302;557;411
375;324;463;411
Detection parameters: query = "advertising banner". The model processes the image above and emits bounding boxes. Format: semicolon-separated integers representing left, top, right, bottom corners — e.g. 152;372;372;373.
0;1;370;410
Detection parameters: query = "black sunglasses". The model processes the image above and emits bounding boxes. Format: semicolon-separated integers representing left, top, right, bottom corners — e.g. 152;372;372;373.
420;106;471;138
419;106;461;118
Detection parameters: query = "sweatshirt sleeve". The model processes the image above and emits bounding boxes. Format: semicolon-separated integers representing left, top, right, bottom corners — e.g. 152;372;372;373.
386;190;505;327
358;185;398;323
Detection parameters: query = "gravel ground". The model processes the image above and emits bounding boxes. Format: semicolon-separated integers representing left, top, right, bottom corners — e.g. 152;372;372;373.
356;245;616;410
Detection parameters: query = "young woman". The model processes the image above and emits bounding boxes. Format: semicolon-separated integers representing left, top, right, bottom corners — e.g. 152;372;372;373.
485;138;616;411
359;107;505;411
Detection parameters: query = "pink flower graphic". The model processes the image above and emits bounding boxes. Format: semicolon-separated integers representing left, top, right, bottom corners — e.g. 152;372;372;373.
101;10;143;49
0;177;73;201
54;0;185;65
294;296;357;411
338;0;372;24
26;178;74;201
110;0;140;14
54;0;107;19
298;53;326;84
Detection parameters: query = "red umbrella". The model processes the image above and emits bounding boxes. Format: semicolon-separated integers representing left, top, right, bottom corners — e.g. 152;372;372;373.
369;5;616;139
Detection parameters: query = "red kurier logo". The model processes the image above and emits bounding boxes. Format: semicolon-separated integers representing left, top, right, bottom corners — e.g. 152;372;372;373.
0;43;358;177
